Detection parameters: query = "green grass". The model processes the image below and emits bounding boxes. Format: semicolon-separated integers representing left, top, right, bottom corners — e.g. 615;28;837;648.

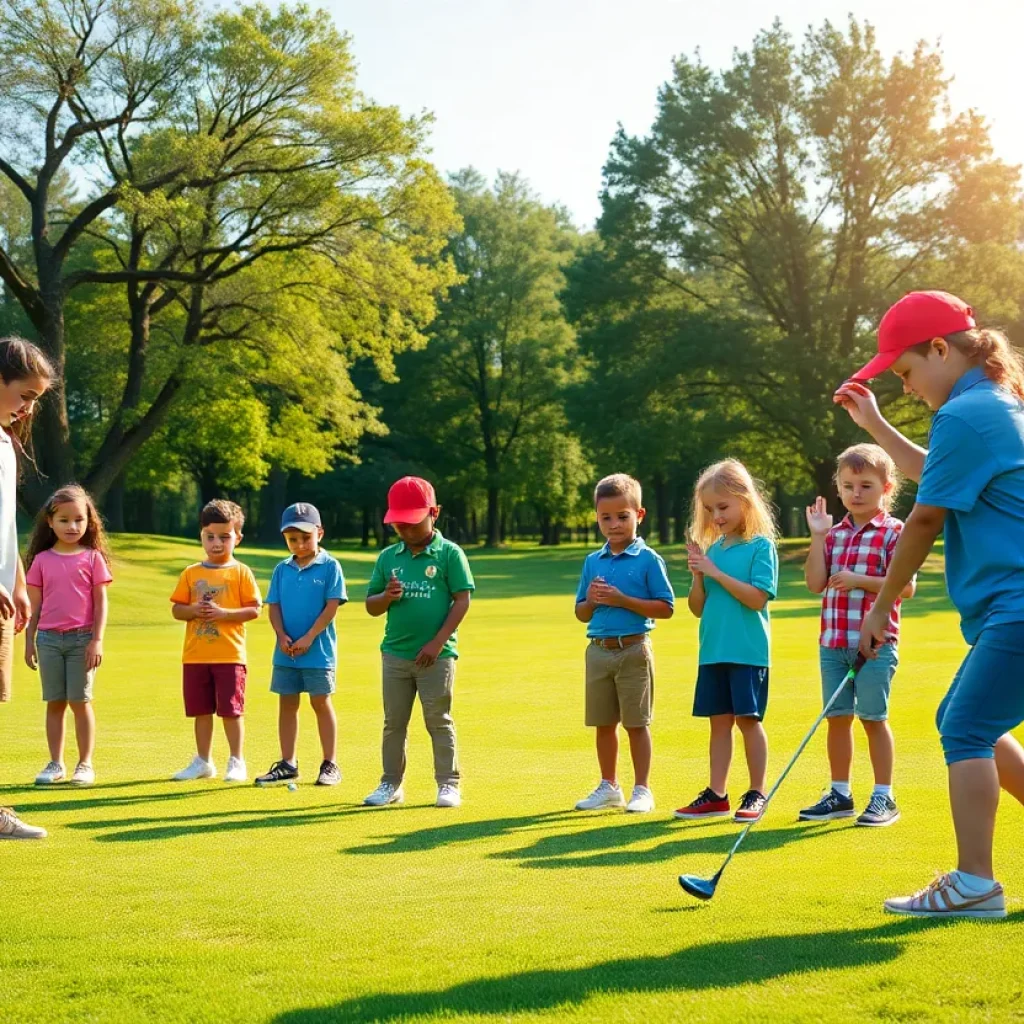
1;535;1022;1023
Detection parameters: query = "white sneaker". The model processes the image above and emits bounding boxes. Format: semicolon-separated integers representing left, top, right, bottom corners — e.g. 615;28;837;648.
35;761;65;785
575;780;626;811
626;784;655;813
69;763;95;786
363;782;404;807
0;807;46;839
173;755;217;781
884;872;1007;919
436;784;461;808
223;756;247;783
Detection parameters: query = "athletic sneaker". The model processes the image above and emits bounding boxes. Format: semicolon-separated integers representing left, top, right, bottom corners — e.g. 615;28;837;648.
884;873;1006;919
857;792;900;827
35;761;65;785
316;760;341;786
674;787;730;819
69;762;95;786
223;756;247;783
255;760;299;787
172;756;217;781
575;780;626;811
364;782;404;807
799;788;856;822
0;807;46;840
626;785;655;813
734;789;767;822
436;784;461;808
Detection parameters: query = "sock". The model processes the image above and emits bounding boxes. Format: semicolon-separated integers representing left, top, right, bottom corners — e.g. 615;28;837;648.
831;780;852;797
285;759;297;769
954;870;997;893
872;783;893;798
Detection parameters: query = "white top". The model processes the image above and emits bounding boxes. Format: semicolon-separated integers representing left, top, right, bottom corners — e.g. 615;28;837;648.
0;431;19;594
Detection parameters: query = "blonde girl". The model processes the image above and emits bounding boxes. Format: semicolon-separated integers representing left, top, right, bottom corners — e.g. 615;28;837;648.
675;459;779;824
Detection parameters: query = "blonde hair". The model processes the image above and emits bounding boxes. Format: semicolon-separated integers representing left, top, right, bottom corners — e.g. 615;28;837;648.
594;473;642;510
911;328;1024;401
835;444;900;510
689;459;778;549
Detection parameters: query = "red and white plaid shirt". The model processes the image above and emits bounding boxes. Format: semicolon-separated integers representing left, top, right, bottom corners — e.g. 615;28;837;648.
820;511;906;649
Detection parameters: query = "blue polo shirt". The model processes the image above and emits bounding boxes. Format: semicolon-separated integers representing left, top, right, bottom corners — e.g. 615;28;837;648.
916;368;1024;645
265;550;347;668
575;537;675;638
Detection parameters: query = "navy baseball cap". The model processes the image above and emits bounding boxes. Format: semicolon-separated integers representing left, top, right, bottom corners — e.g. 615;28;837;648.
280;503;322;533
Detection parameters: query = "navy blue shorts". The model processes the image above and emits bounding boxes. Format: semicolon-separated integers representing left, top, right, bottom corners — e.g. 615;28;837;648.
693;663;769;719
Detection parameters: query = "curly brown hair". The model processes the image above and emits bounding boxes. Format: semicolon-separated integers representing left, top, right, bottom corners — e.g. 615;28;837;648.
200;499;245;533
25;484;111;570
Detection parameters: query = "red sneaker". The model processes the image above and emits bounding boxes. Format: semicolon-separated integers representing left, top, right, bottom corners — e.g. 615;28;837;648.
674;787;730;819
733;789;767;822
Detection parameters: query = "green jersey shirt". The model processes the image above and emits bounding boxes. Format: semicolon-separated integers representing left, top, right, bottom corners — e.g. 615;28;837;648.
366;531;475;659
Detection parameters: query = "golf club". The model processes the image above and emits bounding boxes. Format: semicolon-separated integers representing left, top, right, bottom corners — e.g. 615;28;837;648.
679;651;867;901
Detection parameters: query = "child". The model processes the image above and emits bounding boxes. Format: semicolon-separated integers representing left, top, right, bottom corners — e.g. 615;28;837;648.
800;445;915;827
0;336;53;838
24;485;112;786
835;290;1024;918
574;474;674;814
170;500;261;783
256;503;346;787
676;459;779;823
363;476;474;809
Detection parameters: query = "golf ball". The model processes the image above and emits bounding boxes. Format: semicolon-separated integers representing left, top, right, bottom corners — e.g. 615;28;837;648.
287;783;298;791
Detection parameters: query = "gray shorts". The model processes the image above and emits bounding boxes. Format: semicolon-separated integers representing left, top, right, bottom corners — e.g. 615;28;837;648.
821;644;897;721
37;629;95;703
270;665;335;697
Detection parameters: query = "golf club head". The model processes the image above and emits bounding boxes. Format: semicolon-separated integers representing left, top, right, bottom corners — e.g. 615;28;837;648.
678;873;717;901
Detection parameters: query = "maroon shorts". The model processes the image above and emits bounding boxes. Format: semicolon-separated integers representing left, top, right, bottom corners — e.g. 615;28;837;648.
182;664;246;718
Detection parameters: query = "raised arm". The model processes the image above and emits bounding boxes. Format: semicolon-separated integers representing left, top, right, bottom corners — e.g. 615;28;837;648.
834;383;926;482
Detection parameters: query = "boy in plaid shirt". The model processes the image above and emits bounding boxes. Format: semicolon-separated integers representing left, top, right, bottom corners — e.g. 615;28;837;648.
800;444;916;827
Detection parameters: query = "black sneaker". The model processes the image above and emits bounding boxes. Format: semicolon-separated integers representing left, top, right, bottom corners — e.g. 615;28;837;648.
316;760;341;786
254;760;299;787
798;788;855;821
856;792;900;827
734;789;767;822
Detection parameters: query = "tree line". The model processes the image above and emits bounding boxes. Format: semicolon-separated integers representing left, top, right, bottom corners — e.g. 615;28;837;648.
1;5;1021;545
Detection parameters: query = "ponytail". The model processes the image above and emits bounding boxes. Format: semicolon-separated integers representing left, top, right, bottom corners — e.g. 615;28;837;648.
947;329;1024;402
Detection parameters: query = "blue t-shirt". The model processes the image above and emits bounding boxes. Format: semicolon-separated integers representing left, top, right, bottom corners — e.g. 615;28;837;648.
698;535;778;667
916;368;1024;645
265;550;347;669
575;537;675;638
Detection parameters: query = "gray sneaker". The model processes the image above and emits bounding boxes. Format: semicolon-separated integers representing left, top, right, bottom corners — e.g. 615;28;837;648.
857;793;900;827
575;780;626;811
363;781;404;807
0;807;46;840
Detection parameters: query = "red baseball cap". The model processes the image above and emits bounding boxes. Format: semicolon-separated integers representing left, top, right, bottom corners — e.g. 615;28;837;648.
383;476;437;525
850;291;976;382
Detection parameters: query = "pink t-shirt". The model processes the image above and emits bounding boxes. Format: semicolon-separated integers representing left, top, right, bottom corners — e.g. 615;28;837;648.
26;548;113;632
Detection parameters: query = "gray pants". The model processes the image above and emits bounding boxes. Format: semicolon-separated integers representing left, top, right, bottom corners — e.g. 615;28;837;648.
381;653;458;787
37;629;95;702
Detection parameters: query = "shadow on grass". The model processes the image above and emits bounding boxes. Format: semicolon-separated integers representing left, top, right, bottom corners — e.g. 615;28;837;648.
270;916;994;1023
0;782;238;815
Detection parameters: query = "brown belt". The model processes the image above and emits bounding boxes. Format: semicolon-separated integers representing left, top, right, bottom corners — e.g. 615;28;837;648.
590;633;647;650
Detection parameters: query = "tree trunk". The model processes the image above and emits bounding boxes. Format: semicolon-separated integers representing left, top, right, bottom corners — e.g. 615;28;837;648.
674;483;687;544
551;522;562;546
103;475;125;533
654;473;671;545
469;510;479;545
361;506;372;548
134;488;156;535
258;467;288;543
485;485;500;547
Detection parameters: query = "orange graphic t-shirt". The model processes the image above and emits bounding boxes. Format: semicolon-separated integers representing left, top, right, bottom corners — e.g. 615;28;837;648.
170;562;262;665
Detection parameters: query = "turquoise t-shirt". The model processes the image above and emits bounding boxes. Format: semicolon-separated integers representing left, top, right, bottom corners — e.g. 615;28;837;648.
698;534;778;667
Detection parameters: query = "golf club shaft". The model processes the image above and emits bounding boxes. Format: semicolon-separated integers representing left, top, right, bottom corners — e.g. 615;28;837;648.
712;653;866;880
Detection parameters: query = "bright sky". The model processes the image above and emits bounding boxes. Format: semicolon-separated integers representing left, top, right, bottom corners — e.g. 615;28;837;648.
326;0;1024;228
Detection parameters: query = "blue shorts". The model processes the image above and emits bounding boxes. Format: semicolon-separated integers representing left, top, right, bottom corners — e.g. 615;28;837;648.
693;663;769;719
820;644;897;721
936;622;1024;765
270;666;335;697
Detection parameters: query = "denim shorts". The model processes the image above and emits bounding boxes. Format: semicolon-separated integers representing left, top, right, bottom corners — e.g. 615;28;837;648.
37;629;95;703
936;622;1024;765
270;666;336;697
820;644;898;721
693;663;769;719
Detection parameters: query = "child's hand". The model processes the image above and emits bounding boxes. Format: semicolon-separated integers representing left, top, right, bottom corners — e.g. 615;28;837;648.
805;497;833;537
85;639;103;670
24;638;37;671
827;571;861;592
290;633;314;657
415;638;444;668
0;583;15;620
385;576;403;602
200;602;229;621
833;381;885;431
277;633;295;656
687;545;717;578
591;579;625;607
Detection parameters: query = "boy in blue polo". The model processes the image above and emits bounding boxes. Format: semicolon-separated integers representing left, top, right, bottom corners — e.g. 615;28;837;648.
255;503;347;787
574;474;674;814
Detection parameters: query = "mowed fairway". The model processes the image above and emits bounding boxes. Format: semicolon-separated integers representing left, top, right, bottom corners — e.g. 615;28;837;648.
1;535;1023;1024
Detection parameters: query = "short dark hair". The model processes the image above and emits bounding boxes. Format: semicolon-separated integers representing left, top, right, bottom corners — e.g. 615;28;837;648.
594;473;642;510
200;499;245;532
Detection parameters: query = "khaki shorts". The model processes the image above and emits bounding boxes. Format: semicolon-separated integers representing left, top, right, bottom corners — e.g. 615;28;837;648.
584;638;654;728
